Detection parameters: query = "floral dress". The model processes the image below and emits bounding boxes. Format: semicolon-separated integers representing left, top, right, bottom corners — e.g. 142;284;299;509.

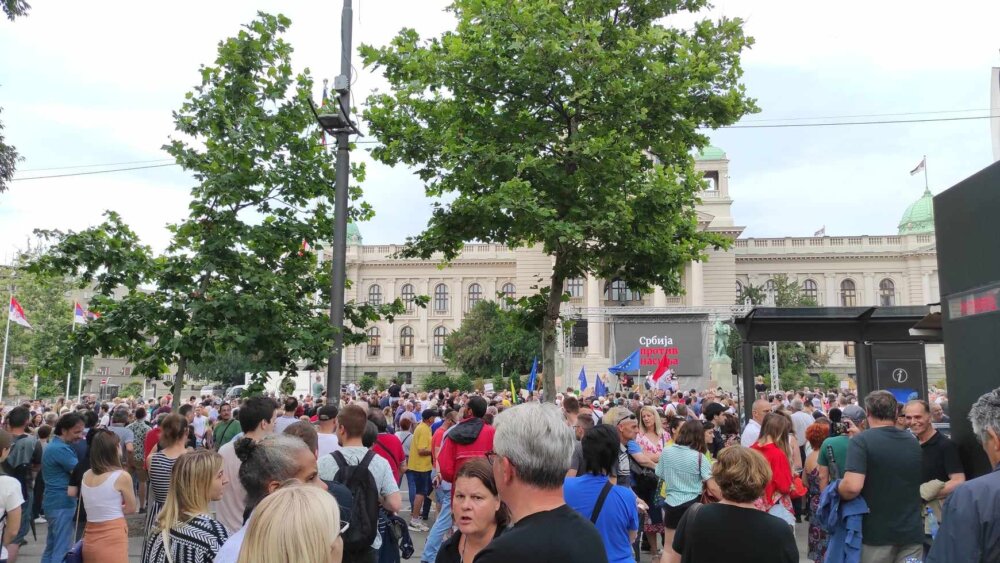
806;466;829;563
636;431;668;534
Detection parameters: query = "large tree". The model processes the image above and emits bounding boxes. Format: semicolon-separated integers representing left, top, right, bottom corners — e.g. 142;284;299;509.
443;300;540;379
31;13;403;402
361;0;756;399
0;0;30;193
1;249;88;399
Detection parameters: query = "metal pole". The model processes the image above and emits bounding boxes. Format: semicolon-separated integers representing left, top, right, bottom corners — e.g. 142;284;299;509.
326;0;354;403
77;357;84;402
0;296;11;406
66;319;75;401
33;374;37;400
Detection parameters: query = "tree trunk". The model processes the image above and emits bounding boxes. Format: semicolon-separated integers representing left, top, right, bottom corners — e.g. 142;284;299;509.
171;357;187;408
542;273;565;404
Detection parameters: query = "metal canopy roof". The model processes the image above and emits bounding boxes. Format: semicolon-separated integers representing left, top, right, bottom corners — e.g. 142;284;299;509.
734;306;941;343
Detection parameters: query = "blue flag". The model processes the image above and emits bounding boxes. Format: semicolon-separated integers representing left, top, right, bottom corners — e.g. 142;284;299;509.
608;349;640;374
578;367;587;391
595;374;608;397
527;357;538;392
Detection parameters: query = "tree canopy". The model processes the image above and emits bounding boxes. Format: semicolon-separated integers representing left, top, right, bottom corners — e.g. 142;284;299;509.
361;0;757;398
443;300;540;379
30;13;402;402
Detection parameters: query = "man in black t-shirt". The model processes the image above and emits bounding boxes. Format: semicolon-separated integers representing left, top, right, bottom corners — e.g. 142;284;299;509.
475;402;607;563
388;382;402;406
839;391;923;563
904;399;964;552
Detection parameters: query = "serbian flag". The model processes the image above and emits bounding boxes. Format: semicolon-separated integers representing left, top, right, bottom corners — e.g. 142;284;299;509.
650;352;672;382
73;302;87;324
9;297;31;329
87;309;101;321
298;239;311;256
910;157;926;176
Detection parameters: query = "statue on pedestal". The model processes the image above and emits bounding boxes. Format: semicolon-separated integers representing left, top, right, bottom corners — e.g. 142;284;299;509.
712;321;732;360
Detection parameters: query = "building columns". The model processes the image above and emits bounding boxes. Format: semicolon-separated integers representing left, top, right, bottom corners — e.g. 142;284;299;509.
825;274;839;306
922;273;932;305
864;274;876;306
689;261;705;306
586;274;604;357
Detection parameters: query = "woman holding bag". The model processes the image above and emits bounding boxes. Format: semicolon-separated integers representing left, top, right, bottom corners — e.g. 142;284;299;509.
751;413;801;526
655;420;720;560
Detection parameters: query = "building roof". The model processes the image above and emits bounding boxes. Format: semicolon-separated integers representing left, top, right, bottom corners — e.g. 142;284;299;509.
694;145;726;161
897;187;935;235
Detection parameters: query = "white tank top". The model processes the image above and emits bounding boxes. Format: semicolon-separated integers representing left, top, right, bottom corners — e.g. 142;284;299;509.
80;469;125;522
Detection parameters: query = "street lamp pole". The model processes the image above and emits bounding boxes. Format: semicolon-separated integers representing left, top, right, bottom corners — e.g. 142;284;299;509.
326;0;354;403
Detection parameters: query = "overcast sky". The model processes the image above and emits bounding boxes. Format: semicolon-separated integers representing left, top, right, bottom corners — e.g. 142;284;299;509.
2;0;999;259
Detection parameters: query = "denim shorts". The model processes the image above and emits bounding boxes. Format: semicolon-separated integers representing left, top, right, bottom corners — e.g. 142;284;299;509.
409;470;432;496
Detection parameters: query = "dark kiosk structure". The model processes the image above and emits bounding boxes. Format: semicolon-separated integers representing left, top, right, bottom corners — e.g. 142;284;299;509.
734;306;939;424
934;159;1000;478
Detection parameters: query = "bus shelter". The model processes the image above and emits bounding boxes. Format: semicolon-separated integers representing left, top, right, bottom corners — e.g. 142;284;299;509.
734;306;940;420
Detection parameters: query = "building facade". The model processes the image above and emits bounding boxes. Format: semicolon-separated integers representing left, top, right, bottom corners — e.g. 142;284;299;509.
334;147;944;389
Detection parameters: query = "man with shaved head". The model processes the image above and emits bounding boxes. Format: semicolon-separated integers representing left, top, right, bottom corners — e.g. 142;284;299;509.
741;399;772;447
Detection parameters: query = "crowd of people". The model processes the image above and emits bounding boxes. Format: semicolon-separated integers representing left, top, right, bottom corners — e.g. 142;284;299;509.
0;378;995;563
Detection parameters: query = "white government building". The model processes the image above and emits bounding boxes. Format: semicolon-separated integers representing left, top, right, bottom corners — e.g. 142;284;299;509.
331;147;944;390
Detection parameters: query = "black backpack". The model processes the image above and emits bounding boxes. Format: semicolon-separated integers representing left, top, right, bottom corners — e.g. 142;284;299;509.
4;435;34;501
331;450;381;555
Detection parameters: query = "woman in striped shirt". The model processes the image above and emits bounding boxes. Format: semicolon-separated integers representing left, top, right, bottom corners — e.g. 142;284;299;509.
143;450;229;563
142;413;190;556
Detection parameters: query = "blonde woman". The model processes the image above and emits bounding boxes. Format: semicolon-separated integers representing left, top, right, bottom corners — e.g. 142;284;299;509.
236;483;343;563
636;405;668;559
142;450;229;563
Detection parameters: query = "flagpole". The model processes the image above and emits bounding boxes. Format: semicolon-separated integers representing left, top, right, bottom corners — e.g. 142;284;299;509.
0;295;12;406
923;154;929;190
77;357;84;403
66;306;75;401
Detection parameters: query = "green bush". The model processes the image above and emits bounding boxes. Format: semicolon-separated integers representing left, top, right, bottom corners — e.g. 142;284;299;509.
453;374;474;392
358;375;378;392
422;373;452;392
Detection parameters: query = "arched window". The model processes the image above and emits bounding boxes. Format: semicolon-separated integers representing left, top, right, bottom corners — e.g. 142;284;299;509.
399;327;414;358
802;279;818;301
566;278;584;298
467;283;483;310
840;279;857;307
434;284;449;312
735;280;744;301
763;279;777;305
366;327;380;357
500;283;516;311
433;326;448;357
367;284;382;307
879;279;896;306
606;279;642;302
401;284;415;313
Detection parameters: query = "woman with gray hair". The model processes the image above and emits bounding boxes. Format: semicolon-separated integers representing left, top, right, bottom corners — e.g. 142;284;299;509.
475;402;608;563
213;434;326;563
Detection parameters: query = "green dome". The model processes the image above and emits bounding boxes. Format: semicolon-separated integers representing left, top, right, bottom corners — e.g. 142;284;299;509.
347;222;362;244
695;146;726;161
898;188;935;235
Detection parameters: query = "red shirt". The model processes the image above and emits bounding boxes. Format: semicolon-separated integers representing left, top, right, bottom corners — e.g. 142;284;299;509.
751;442;793;506
144;427;161;469
432;425;448;464
373;433;405;484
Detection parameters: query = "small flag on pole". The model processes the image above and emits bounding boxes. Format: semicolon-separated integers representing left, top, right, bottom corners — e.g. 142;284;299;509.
298;239;311;256
578;367;587;391
9;297;31;329
594;374;608;398
509;377;517;403
650;352;672;382
87;309;101;321
73;302;87;325
813;226;826;237
910;157;926;176
526;357;538;392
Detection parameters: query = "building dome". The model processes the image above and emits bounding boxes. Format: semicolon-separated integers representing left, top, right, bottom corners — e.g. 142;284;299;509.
695;145;726;161
897;188;935;235
347;222;363;244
